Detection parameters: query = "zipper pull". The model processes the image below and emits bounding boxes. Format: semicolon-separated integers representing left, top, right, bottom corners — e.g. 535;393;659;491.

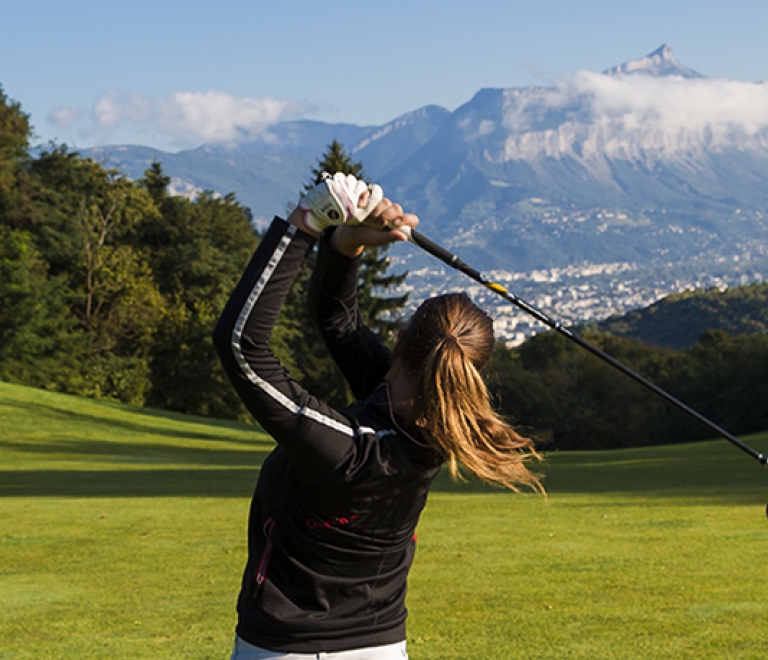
253;518;276;594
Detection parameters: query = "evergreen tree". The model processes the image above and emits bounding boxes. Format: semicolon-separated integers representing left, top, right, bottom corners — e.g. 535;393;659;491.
0;85;30;208
278;141;409;407
138;164;257;418
0;86;42;240
307;140;408;339
0;227;86;391
27;149;166;403
0;95;91;394
307;140;365;188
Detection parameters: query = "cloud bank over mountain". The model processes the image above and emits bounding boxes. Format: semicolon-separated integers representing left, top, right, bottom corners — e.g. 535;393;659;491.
487;72;768;167
555;72;768;139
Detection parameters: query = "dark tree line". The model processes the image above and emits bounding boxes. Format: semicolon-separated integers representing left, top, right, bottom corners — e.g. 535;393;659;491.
487;328;768;451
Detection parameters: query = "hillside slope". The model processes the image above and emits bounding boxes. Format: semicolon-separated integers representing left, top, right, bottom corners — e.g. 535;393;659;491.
585;281;768;348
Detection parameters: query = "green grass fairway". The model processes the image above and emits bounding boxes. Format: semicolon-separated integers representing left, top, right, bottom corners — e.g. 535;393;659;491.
2;381;767;659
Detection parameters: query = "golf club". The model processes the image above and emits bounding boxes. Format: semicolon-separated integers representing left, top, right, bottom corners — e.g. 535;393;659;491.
399;225;768;470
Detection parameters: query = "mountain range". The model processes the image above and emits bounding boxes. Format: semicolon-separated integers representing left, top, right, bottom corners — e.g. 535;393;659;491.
85;45;768;276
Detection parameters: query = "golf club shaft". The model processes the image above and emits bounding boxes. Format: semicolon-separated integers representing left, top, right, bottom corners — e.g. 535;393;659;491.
405;228;768;467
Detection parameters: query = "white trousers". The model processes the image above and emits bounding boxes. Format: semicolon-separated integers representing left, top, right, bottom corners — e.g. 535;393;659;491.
230;636;408;660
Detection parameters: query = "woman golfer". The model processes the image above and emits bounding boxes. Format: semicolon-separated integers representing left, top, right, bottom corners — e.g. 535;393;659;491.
214;174;542;659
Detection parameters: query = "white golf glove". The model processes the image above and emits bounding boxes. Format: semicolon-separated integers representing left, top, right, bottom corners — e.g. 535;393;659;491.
298;172;384;233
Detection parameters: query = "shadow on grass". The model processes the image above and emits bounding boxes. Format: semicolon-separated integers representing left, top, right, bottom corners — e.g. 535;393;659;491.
3;382;766;503
3;437;272;466
2;459;765;503
427;437;768;507
0;468;261;498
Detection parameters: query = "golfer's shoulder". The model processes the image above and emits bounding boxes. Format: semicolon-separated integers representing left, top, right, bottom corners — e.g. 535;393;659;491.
338;391;439;470
358;418;441;475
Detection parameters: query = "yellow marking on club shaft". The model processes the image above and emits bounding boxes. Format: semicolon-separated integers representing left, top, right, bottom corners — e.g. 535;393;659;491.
485;282;508;294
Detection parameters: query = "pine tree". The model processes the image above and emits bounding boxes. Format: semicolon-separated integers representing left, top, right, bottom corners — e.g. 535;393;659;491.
310;140;409;341
137;163;258;418
0;85;30;200
0;226;87;391
0;86;41;235
307;140;365;188
278;141;410;407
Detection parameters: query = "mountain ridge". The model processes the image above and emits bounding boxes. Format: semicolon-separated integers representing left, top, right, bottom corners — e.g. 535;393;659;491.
81;45;768;280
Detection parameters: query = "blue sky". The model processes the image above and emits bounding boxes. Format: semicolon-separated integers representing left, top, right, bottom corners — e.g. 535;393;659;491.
4;0;768;151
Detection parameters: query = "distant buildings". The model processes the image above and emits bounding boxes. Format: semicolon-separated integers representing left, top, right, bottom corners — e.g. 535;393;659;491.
388;254;766;345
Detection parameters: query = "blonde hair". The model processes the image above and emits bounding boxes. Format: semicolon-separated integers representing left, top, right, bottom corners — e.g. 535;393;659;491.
394;293;543;492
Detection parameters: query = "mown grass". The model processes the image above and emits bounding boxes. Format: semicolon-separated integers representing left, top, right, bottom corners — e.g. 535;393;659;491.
1;381;767;659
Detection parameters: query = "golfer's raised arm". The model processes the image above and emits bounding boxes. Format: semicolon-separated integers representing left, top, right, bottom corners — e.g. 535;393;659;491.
306;197;420;400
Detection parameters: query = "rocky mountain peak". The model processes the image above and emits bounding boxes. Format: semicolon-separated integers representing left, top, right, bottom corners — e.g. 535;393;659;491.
603;44;705;79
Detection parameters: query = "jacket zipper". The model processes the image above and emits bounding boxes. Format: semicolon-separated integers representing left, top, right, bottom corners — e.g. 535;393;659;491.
253;517;276;595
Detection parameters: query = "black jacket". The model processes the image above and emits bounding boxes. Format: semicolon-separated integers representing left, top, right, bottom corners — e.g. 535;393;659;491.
213;218;442;653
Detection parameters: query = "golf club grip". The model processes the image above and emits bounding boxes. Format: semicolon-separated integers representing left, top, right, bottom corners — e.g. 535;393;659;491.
409;230;460;266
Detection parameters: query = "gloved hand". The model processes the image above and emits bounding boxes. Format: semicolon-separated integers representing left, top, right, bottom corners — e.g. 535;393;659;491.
297;172;384;233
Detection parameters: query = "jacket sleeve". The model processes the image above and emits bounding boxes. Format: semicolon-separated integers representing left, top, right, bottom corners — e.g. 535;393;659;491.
307;229;393;401
212;218;374;482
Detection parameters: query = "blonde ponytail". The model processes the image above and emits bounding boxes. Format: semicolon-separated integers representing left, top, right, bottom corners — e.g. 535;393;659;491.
395;294;542;492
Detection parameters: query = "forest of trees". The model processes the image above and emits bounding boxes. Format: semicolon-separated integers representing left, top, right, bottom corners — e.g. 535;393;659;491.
487;329;768;450
2;84;767;450
0;87;407;420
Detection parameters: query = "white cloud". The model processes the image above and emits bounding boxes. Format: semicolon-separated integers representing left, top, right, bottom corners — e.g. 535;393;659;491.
496;72;768;161
92;91;152;129
47;106;86;130
48;90;314;147
553;72;768;136
154;91;308;143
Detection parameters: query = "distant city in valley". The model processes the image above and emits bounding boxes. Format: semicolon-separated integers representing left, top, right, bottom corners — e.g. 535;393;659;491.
394;253;766;345
389;202;768;344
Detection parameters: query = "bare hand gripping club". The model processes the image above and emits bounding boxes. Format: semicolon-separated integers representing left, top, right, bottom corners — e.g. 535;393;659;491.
399;225;768;468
